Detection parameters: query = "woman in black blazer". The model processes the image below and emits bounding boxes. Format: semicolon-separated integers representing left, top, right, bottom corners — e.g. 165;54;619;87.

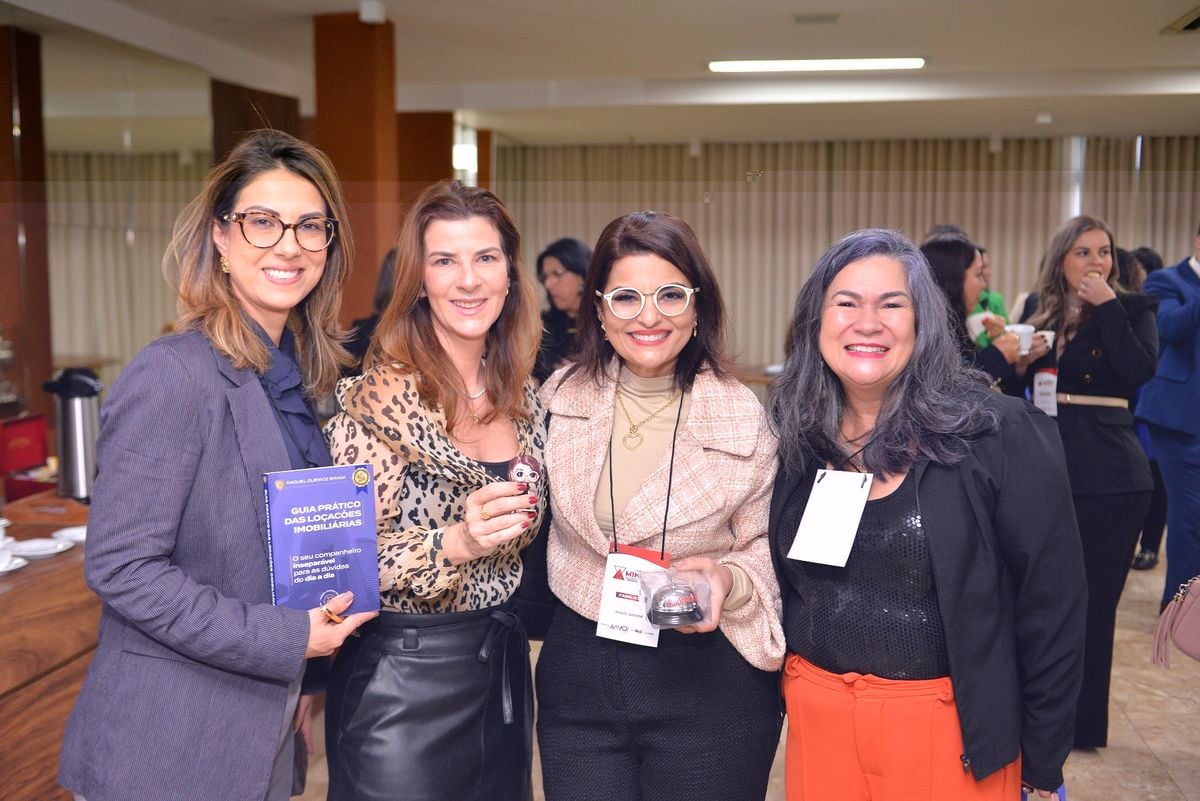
1018;214;1158;749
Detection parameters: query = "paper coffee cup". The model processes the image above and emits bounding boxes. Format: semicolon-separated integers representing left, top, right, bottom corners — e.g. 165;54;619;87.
1005;323;1035;355
965;311;991;339
1036;330;1056;351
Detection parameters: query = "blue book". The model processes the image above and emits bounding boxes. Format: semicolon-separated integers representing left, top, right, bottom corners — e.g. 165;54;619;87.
263;464;381;616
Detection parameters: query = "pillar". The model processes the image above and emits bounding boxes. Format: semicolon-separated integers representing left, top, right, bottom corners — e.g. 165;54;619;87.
0;26;51;421
312;13;400;324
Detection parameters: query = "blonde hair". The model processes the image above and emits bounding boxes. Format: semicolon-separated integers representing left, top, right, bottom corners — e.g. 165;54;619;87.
165;129;353;397
1026;215;1122;334
368;181;540;433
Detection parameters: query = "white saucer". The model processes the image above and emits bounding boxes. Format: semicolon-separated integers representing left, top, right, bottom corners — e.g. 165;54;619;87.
12;538;75;559
52;526;87;544
0;556;29;574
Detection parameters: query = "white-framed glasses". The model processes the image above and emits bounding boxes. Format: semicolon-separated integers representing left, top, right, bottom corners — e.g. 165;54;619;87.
220;211;338;252
596;283;700;319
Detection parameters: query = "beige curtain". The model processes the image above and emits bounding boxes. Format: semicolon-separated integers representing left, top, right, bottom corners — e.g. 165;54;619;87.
497;138;1068;365
1081;137;1139;248
1137;136;1200;263
46;151;210;390
1081;135;1200;264
830;138;1068;319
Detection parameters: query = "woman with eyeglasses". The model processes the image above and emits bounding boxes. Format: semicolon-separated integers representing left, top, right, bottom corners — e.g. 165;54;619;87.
536;211;784;801
59;130;376;801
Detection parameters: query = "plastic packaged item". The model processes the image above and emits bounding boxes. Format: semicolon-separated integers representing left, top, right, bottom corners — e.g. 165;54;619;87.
640;568;711;629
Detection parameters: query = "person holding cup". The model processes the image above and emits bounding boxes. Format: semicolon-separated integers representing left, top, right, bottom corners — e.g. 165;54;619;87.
1017;214;1159;749
921;235;1025;390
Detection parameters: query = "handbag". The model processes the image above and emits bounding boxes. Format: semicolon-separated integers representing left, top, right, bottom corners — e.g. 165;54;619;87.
1151;575;1200;667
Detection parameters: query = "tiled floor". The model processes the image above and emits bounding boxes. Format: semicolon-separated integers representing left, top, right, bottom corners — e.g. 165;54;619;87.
301;559;1200;801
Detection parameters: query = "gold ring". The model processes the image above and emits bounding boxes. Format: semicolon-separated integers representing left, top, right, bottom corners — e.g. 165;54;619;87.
480;509;491;521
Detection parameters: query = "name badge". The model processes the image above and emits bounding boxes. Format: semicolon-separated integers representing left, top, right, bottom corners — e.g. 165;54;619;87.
1033;369;1058;417
596;544;669;648
786;469;873;568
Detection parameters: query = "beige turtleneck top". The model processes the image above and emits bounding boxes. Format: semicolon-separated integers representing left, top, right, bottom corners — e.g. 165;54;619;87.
593;367;752;610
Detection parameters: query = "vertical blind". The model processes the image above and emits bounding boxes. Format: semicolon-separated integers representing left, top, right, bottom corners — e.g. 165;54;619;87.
497;136;1199;366
46;151;210;389
43;136;1197;381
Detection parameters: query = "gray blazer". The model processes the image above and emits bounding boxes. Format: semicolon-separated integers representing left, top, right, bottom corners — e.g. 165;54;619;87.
59;331;311;801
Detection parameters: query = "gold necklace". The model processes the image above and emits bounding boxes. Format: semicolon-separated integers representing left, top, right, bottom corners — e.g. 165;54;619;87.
614;387;682;451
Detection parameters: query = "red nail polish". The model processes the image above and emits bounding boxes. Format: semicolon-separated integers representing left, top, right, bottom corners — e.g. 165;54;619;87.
521;520;531;529
528;495;538;505
517;483;528;492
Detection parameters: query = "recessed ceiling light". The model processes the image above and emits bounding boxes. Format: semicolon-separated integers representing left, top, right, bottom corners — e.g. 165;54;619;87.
708;58;925;73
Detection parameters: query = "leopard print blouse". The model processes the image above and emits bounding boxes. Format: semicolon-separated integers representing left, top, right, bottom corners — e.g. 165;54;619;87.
324;364;548;613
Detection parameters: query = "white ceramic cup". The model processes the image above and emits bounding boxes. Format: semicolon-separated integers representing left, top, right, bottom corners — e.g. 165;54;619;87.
1005;323;1036;355
0;541;13;571
1036;329;1056;351
965;311;991;340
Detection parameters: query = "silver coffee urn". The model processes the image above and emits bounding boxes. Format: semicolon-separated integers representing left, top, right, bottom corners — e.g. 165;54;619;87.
43;368;103;503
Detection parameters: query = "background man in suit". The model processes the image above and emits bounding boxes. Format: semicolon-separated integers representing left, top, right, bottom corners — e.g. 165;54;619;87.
1136;223;1200;608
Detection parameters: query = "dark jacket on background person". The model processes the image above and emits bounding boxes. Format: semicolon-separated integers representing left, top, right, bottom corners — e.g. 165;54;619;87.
533;308;578;384
1135;260;1200;437
770;392;1086;791
1019;292;1159;494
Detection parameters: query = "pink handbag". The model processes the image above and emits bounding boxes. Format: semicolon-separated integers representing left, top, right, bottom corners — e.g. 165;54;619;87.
1152;575;1200;668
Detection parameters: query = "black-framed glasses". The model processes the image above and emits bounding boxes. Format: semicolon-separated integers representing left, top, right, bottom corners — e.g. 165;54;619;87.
220;211;338;252
596;283;700;319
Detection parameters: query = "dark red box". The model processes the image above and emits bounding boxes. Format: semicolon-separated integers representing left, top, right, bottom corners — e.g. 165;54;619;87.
1;413;48;473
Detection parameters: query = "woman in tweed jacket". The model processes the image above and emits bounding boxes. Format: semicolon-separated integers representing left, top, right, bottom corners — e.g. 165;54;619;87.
537;211;784;801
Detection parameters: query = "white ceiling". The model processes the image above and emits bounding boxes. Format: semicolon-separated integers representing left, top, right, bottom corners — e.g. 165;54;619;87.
7;0;1200;147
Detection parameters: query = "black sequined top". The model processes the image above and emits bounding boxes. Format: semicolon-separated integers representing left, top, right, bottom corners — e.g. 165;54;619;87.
780;468;951;680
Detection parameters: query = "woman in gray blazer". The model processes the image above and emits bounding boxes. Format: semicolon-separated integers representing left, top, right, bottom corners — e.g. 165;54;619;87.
58;130;375;801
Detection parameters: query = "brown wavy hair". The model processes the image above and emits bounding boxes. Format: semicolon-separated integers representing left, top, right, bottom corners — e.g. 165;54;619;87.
368;181;540;432
1025;215;1123;334
165;129;353;397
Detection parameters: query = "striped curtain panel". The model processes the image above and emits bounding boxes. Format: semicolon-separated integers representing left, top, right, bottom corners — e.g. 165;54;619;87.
496;138;1071;365
1137;136;1200;263
46;151;210;389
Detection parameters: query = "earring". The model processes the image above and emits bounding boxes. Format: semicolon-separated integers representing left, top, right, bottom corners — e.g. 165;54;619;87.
219;256;230;274
600;321;608;341
505;280;511;297
692;322;698;339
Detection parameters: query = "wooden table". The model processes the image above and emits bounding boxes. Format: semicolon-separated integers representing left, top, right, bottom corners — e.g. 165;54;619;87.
0;494;94;801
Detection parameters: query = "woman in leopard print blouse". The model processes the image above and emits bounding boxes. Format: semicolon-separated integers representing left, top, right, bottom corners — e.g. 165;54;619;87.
324;181;545;801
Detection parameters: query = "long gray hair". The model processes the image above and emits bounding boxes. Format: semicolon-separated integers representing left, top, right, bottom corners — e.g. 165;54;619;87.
769;228;998;476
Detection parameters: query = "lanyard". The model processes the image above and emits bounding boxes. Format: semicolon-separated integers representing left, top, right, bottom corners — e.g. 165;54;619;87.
608;392;685;561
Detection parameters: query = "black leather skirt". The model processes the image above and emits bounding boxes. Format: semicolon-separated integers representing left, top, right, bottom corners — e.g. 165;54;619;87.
325;602;532;801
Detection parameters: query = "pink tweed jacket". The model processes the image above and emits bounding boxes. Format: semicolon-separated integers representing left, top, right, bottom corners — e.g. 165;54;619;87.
541;365;784;671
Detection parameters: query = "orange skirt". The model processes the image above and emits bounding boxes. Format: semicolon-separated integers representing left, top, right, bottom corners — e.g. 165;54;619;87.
782;653;1022;801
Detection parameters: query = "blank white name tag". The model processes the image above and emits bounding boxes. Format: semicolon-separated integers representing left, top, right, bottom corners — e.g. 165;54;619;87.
786;468;873;568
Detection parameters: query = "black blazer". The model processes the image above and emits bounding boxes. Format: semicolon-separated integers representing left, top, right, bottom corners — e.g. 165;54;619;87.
1019;293;1159;495
770;392;1086;790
